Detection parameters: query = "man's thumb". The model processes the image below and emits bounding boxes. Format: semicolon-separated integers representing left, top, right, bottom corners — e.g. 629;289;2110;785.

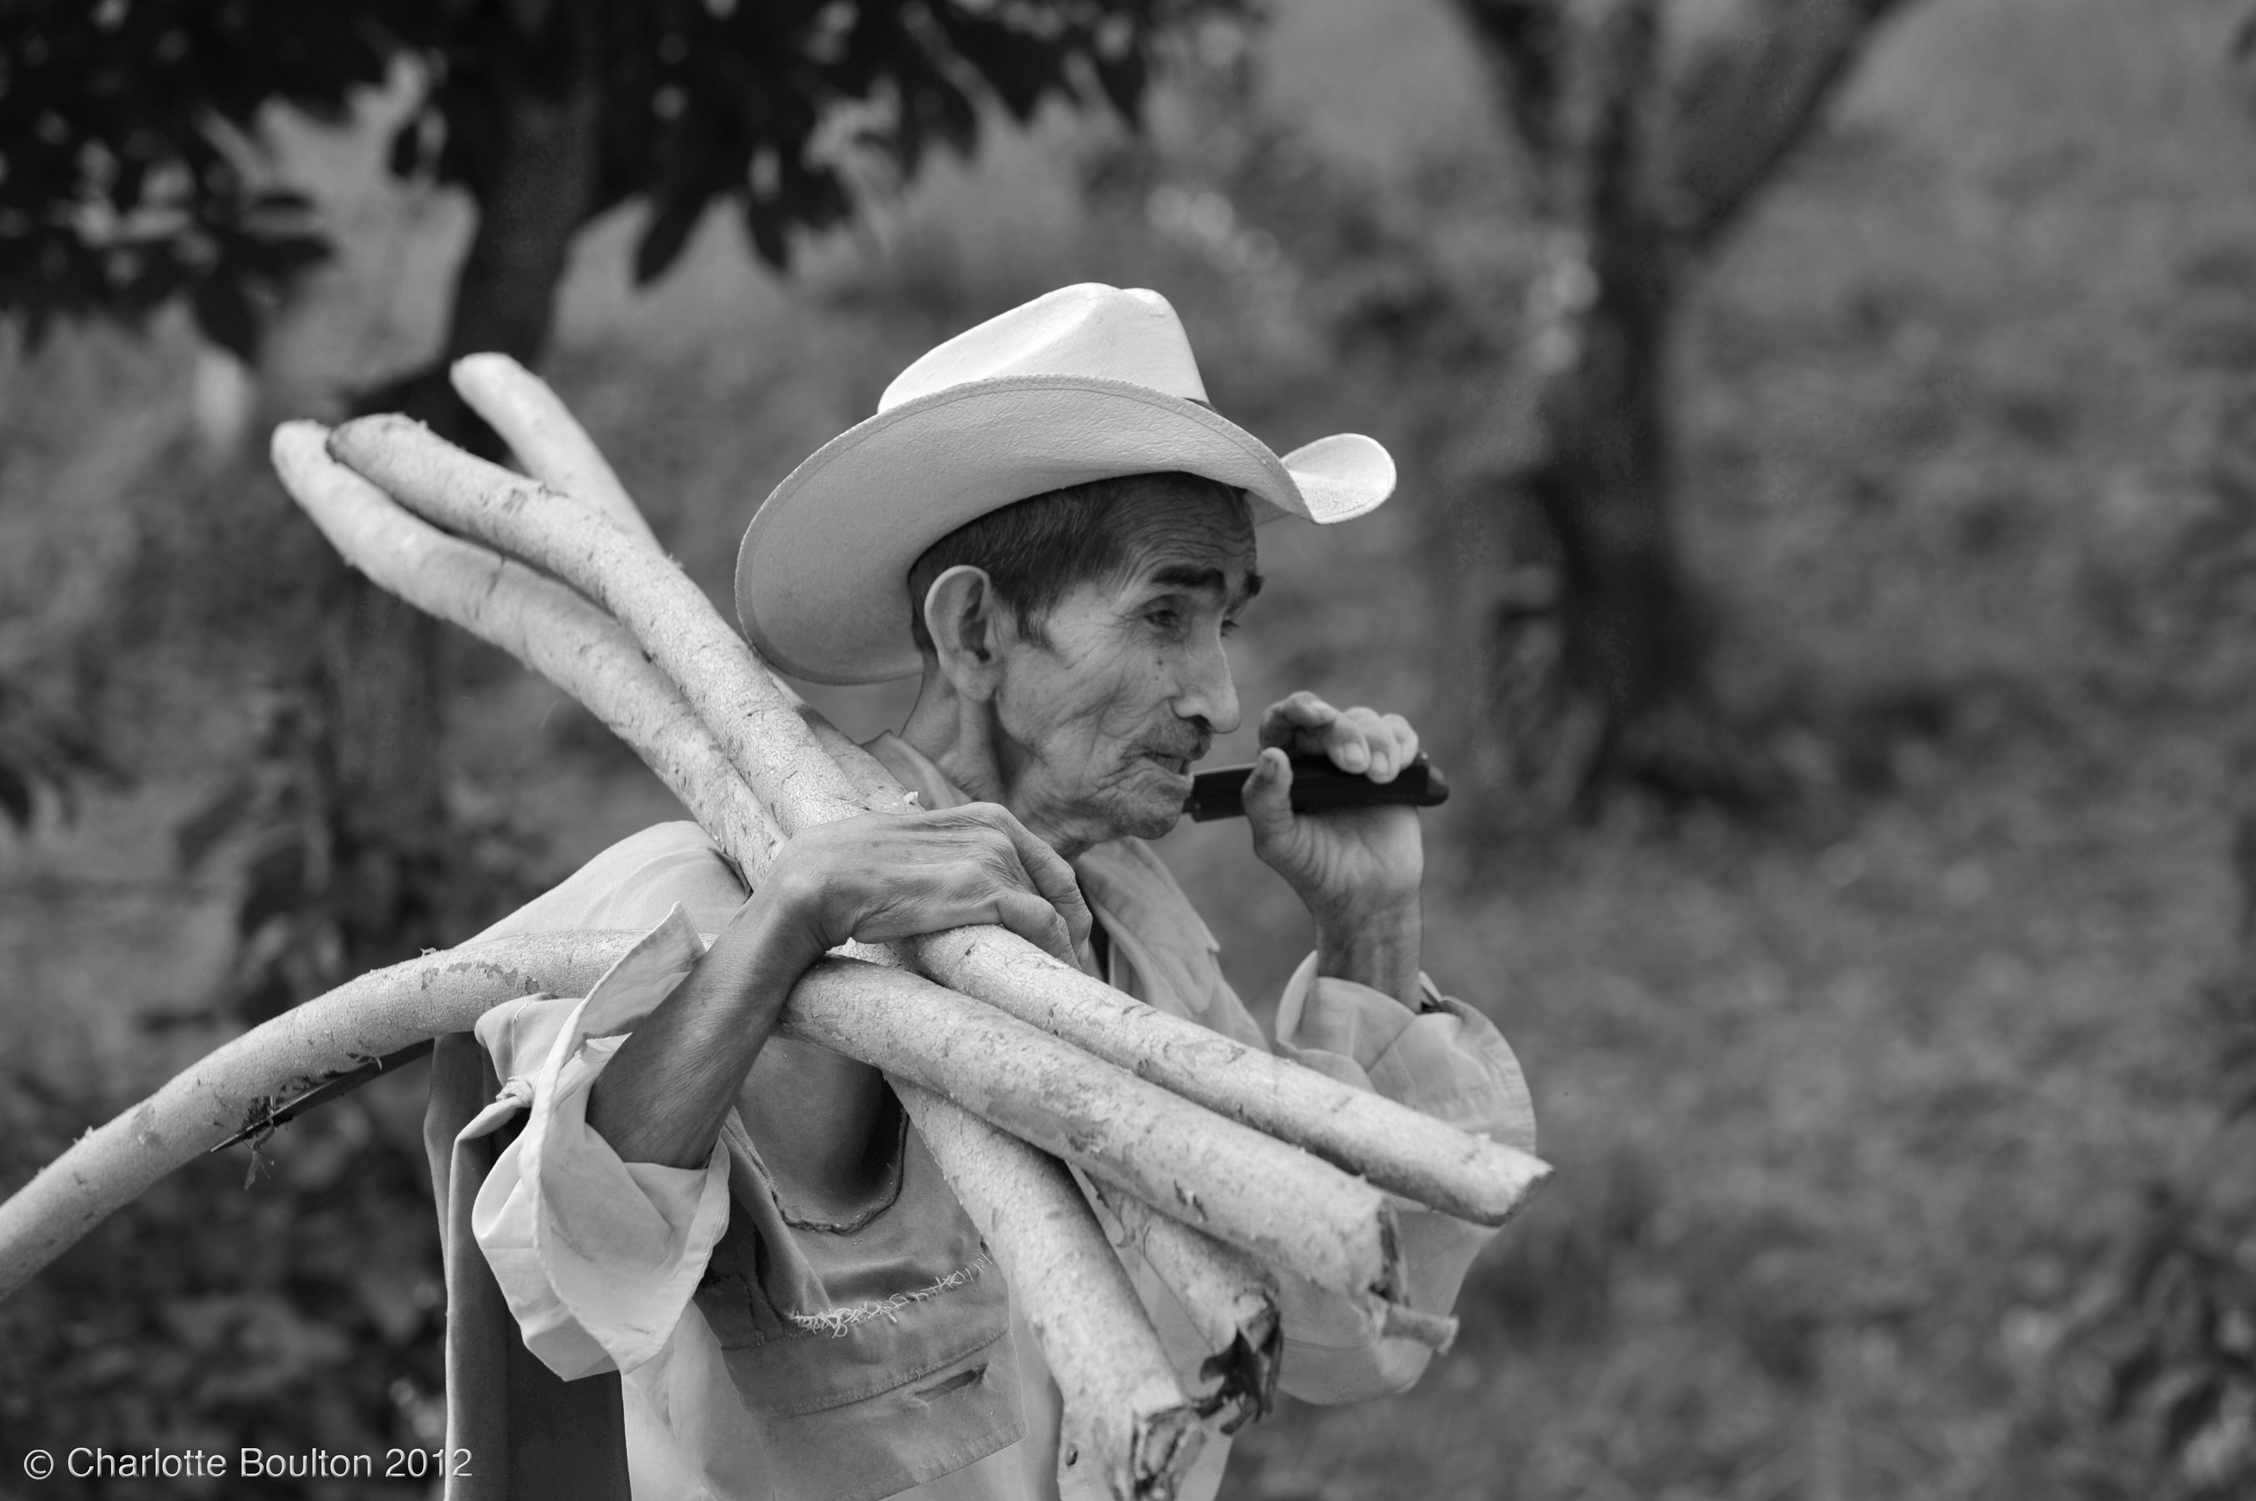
1243;747;1295;838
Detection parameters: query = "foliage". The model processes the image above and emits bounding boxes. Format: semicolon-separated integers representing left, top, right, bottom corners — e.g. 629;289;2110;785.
0;0;1214;361
0;1075;445;1499
0;0;383;358
2022;1045;2256;1496
2072;1182;2256;1498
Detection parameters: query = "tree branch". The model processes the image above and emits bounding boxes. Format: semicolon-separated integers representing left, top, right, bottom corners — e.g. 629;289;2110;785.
1453;0;1574;170
1666;0;1920;251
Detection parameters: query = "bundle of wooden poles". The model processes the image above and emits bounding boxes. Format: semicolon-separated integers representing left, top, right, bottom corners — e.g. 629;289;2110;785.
0;359;1549;1501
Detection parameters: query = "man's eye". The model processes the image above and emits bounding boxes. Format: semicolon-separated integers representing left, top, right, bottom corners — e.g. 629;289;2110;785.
1220;617;1240;638
1146;608;1182;630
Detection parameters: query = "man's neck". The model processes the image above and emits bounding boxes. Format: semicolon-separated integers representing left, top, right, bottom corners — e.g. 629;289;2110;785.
897;674;1097;861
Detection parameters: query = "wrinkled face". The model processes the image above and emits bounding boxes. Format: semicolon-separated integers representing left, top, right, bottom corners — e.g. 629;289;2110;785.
989;483;1260;848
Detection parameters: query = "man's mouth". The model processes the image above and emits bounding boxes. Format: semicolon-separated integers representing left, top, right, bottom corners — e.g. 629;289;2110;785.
1141;737;1210;778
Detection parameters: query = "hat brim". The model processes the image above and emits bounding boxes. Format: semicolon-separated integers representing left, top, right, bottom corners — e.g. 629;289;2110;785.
735;374;1394;684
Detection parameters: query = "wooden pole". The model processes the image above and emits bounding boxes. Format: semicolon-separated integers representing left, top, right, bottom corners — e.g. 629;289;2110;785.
902;1084;1205;1501
449;354;660;548
0;933;634;1302
785;958;1400;1302
1091;1182;1281;1432
272;423;781;873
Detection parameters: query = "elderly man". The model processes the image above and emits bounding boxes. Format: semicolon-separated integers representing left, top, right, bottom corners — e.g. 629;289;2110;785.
457;285;1535;1501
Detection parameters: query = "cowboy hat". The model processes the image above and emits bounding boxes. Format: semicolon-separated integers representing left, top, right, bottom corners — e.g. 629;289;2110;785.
734;282;1396;684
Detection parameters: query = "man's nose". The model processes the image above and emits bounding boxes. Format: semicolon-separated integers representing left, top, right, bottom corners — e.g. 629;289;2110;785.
1174;633;1241;737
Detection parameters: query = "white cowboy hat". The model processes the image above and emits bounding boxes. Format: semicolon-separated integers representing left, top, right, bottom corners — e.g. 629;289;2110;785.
735;282;1397;684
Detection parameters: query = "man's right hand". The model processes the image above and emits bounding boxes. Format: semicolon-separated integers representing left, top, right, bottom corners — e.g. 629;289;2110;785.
763;802;1093;969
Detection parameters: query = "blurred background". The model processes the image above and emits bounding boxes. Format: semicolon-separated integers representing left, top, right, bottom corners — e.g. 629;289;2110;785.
5;0;2256;1495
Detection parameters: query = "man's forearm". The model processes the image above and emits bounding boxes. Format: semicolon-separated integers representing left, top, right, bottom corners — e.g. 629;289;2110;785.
1312;896;1423;1011
586;897;817;1169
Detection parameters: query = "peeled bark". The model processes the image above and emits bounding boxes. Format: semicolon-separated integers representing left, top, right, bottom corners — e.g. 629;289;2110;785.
328;415;897;825
900;1084;1205;1501
0;932;634;1302
786;957;1402;1303
1092;1182;1282;1430
907;923;1552;1227
272;424;781;877
1381;1301;1461;1353
449;354;660;549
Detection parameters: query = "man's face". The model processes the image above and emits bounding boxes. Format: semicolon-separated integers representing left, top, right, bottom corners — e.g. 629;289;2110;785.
989;481;1259;848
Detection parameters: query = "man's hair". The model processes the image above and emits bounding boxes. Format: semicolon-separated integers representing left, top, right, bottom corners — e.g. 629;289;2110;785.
905;471;1250;655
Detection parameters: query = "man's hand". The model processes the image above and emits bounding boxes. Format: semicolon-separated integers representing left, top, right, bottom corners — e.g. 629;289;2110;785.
1242;693;1424;1007
590;803;1090;1170
764;802;1093;969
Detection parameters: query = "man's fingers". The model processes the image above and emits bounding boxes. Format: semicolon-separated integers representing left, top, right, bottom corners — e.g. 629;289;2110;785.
1295;705;1423;781
1341;707;1415;781
1327;719;1374;775
1387;714;1420;772
1260;696;1426;782
1259;692;1338;749
995;810;1095;951
991;889;1080;965
958;803;1093;950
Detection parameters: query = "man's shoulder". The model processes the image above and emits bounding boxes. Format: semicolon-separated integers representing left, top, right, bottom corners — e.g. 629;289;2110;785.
471;821;748;942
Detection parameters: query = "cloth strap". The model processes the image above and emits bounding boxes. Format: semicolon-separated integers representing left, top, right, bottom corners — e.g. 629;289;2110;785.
424;1032;633;1501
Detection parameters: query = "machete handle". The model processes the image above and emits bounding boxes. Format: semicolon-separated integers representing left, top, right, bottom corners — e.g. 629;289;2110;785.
1183;752;1450;822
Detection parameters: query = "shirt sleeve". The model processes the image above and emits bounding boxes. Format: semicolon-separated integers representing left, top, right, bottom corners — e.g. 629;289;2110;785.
1267;952;1537;1404
468;906;736;1382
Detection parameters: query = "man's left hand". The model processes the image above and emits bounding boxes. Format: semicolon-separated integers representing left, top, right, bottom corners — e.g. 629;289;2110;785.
1242;692;1424;937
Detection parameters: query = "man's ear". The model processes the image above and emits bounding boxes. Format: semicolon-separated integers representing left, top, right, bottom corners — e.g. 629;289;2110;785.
922;565;1006;702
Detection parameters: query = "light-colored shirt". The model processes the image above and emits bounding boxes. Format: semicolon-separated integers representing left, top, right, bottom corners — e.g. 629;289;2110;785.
462;735;1537;1501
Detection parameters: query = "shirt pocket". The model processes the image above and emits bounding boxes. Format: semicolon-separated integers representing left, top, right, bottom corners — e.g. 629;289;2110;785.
691;1102;1023;1501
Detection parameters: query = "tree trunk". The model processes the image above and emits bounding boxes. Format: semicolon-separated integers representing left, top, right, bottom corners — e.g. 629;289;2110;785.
1455;0;1917;816
317;0;603;971
1514;253;1710;791
1482;225;1775;812
1467;0;1749;813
